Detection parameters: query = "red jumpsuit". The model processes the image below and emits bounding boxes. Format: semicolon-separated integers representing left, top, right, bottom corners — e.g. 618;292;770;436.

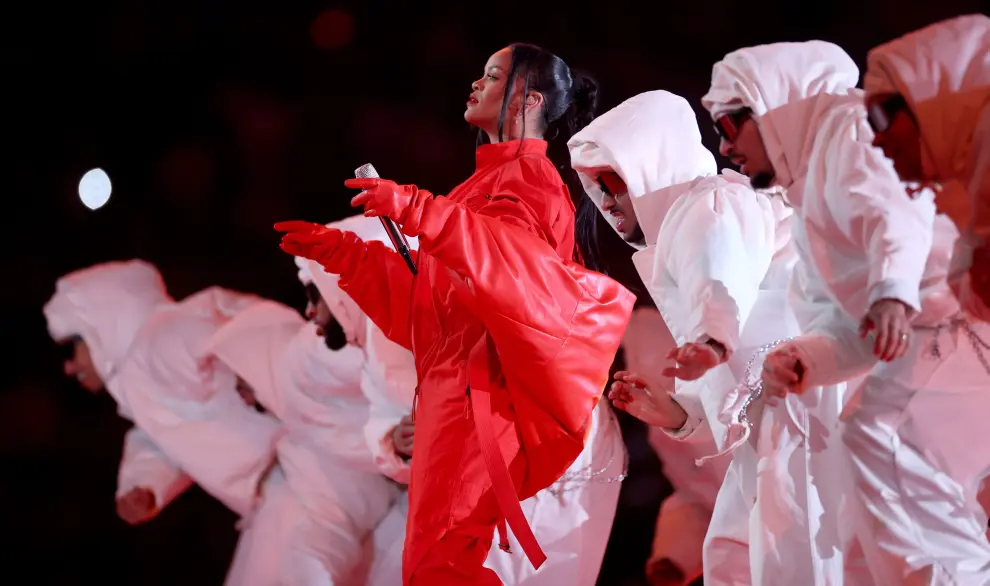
330;139;630;584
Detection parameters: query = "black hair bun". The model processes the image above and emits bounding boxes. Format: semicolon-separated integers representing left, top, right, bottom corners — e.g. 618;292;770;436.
569;71;600;134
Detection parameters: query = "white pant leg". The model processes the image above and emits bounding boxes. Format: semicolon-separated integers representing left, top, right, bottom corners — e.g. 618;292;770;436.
281;468;398;586
843;320;990;585
646;419;725;583
704;450;755;586
749;392;834;586
705;387;863;586
225;468;302;586
366;491;409;586
483;403;625;586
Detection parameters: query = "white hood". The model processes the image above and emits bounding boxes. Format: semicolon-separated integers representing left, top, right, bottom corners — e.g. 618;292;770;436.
276;320;373;474
207;300;305;420
306;214;419;346
865;14;990;183
294;255;314;286
568;90;717;249
701;41;860;190
43;260;172;385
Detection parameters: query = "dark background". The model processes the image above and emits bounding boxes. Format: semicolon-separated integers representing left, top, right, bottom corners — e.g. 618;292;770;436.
3;1;985;583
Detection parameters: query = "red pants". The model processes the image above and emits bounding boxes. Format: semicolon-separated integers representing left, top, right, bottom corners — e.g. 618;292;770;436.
402;381;525;586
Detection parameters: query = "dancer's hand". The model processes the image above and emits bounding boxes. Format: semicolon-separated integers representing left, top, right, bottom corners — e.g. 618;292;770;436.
762;344;805;400
661;341;724;381
390;415;415;459
860;298;912;361
346;178;414;223
116;487;159;525
609;371;688;430
646;558;687;586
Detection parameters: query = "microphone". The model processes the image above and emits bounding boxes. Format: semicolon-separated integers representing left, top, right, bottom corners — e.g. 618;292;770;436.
354;163;418;275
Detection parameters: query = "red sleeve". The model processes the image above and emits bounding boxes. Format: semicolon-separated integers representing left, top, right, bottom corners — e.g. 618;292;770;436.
334;233;417;350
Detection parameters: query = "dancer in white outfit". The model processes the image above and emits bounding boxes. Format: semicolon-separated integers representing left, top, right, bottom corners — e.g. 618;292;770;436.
864;14;990;321
209;300;399;586
698;38;982;584
295;214;420;586
43;261;296;579
46;261;195;526
570;89;856;585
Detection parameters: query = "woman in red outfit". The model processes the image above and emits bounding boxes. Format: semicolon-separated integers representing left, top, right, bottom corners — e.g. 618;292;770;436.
277;43;634;585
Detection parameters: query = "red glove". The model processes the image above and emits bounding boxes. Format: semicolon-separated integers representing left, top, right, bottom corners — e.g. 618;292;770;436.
346;178;416;224
274;221;362;275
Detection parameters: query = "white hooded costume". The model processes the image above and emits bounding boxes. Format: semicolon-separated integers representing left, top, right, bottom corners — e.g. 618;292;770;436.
569;89;852;586
44;260;194;510
703;39;989;584
864;14;990;321
304;213;627;586
43;260;283;521
297;214;420;586
208;300;399;586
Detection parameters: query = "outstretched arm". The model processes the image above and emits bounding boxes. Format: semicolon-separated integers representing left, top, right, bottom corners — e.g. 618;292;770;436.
117;427;194;510
823;121;935;313
336;240;418;350
120;317;284;518
277;222;417;350
660;184;778;359
346;156;581;337
763;262;877;396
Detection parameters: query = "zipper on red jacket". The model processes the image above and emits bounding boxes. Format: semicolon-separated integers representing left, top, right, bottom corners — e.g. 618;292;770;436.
411;385;420;423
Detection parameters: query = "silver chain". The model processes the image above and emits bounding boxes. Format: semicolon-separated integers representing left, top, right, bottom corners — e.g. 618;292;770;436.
926;315;990;375
545;410;628;496
737;339;792;428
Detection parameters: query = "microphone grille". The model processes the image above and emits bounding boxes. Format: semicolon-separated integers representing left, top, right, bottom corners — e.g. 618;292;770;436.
355;163;380;179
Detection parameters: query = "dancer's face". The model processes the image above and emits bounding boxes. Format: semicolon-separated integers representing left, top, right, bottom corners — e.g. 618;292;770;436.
598;171;644;244
716;108;774;188
866;92;925;184
304;283;348;350
63;337;104;393
304;283;333;333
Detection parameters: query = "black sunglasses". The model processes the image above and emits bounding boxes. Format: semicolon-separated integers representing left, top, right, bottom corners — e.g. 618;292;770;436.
714;108;753;143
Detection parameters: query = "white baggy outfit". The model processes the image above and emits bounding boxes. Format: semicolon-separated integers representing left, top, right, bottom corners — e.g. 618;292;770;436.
208;300;400;586
571;88;854;586
299;215;420;586
44;262;294;578
865;14;990;321
701;43;889;585
44;261;196;512
306;213;627;586
855;16;990;584
704;38;990;584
